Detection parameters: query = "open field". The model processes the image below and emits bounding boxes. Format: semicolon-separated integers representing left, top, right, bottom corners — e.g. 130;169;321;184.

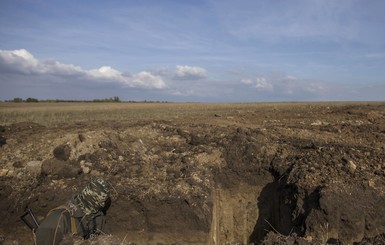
2;101;382;126
0;102;329;125
0;102;288;128
1;102;385;244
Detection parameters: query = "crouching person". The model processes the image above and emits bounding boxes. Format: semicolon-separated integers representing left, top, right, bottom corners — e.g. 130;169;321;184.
35;178;111;245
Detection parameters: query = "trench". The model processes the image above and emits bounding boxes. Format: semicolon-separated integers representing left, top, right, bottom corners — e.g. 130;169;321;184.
108;179;298;245
209;183;263;245
209;180;302;245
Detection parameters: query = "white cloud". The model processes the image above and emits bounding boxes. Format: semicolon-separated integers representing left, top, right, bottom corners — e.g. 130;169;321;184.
174;65;207;80
41;60;84;76
0;49;166;89
241;76;273;91
254;77;273;91
241;74;330;99
0;49;40;74
2;49;38;65
88;66;123;80
130;71;166;89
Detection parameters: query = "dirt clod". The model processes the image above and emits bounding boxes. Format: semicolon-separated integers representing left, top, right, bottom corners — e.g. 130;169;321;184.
53;144;72;161
41;158;81;179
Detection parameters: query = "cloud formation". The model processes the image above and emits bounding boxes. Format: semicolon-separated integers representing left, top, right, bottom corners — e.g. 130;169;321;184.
0;49;166;89
174;65;207;80
240;74;331;100
241;77;273;91
1;49;384;102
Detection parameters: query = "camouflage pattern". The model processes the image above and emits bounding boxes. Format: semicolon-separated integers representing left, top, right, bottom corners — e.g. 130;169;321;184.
76;178;110;215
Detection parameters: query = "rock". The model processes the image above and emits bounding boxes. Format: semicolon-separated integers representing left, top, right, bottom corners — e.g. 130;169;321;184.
91;170;101;176
342;157;357;174
347;160;357;173
0;169;8;177
41;158;81;179
304;236;313;243
53;144;72;161
368;179;376;188
118;156;124;161
81;166;91;174
6;169;15;177
311;120;323;126
26;161;43;175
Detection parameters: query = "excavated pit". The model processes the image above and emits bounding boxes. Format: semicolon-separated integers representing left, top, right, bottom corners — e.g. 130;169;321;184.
1;103;385;244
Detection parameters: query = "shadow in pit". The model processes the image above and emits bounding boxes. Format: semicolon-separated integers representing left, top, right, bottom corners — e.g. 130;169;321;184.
248;180;321;244
248;181;296;243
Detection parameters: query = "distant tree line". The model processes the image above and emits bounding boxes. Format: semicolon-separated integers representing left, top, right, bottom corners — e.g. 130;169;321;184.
93;96;121;103
3;97;169;103
10;97;39;103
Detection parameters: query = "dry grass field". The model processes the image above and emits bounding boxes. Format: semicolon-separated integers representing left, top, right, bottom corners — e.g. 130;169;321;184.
4;101;375;125
0;102;266;125
1;101;385;244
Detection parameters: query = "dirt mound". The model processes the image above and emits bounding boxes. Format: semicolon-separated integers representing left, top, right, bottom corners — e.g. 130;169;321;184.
41;158;81;179
1;103;385;244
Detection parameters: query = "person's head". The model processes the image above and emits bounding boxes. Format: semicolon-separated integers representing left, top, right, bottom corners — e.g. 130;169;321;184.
76;178;111;215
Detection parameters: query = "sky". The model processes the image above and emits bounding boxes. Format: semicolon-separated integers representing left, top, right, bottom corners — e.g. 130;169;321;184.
0;0;385;102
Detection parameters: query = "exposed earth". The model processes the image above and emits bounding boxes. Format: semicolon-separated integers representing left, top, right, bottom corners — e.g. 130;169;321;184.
1;102;385;244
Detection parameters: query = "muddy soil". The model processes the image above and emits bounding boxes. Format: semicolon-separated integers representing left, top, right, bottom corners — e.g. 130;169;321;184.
1;102;385;244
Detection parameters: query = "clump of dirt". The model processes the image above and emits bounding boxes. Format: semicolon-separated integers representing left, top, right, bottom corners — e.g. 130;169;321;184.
41;158;81;179
53;144;72;161
0;102;385;244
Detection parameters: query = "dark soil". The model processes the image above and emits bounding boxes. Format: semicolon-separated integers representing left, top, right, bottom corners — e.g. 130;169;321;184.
1;102;385;244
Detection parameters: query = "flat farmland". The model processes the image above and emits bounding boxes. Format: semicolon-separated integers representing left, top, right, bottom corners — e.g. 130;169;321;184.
0;102;280;125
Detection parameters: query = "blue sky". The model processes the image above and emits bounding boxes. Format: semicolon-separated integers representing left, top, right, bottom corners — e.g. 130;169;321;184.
1;0;385;102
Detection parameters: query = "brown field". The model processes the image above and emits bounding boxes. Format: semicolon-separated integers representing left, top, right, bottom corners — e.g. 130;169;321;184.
0;102;281;124
1;102;385;244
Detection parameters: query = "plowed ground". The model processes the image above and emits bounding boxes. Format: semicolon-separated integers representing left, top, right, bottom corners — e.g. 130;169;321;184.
0;102;385;244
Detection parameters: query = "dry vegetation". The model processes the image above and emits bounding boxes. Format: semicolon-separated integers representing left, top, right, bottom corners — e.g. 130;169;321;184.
0;102;264;126
2;101;365;126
